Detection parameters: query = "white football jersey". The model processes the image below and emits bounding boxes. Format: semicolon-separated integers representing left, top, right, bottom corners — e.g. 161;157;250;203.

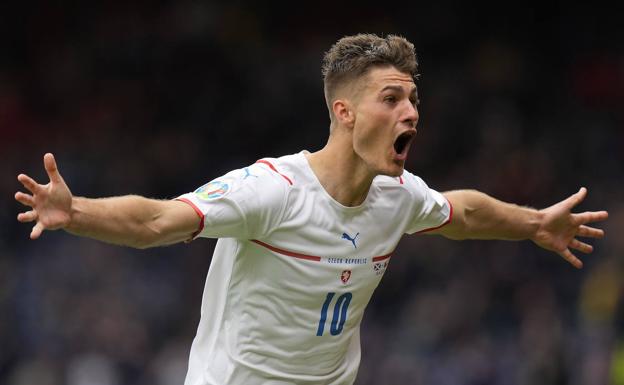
176;151;452;385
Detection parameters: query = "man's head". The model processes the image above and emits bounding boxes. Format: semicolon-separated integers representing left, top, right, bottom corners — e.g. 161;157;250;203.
321;34;421;177
322;34;419;124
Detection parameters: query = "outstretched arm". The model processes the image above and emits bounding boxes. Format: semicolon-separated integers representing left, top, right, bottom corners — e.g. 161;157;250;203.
428;188;608;269
15;153;200;248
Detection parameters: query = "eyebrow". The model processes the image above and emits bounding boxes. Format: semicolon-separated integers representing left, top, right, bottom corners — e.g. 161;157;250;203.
379;85;418;98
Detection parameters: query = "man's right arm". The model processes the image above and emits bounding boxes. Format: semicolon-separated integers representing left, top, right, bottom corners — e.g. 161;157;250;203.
66;196;200;248
15;153;201;248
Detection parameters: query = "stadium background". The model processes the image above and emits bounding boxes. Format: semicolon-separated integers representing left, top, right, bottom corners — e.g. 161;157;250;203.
1;2;623;384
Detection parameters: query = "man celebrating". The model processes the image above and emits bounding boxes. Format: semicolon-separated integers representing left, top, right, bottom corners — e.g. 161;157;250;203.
15;34;608;385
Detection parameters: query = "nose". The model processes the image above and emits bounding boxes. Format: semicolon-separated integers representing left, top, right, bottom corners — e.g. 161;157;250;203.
402;101;419;128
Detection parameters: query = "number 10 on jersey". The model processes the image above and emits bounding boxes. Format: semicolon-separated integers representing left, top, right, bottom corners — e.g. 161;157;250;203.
316;292;352;336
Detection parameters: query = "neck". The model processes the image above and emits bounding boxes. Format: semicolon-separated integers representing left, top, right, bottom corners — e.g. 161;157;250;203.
305;133;376;207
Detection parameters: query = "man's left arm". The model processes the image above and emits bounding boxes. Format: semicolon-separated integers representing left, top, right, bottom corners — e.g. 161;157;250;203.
427;188;608;268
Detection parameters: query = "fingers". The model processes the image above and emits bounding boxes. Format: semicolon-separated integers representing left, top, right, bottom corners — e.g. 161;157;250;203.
569;238;593;254
30;222;45;240
564;188;609;225
577;225;604;239
15;191;34;207
574;210;609;225
17;173;40;194
564;187;587;209
44;153;63;184
559;237;594;269
558;248;583;269
18;210;49;240
17;210;38;223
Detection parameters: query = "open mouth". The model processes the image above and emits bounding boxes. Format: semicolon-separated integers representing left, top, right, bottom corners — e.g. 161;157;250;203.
393;130;416;157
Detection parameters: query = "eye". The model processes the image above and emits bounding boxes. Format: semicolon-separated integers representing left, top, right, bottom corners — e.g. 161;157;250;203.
383;95;397;104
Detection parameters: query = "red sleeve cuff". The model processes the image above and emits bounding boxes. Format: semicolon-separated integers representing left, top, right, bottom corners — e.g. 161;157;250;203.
175;197;205;240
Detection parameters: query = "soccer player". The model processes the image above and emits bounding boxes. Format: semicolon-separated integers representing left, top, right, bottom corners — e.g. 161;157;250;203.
15;34;608;384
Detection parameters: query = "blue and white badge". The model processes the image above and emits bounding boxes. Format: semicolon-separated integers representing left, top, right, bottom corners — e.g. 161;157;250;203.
194;179;232;201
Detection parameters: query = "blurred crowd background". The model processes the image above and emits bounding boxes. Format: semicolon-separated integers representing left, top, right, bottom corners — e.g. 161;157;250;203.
1;2;623;384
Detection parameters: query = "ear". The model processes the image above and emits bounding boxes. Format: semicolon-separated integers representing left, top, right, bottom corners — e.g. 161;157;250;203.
332;99;355;129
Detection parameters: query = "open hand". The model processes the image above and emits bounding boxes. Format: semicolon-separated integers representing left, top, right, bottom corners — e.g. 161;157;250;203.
532;187;608;269
15;153;73;239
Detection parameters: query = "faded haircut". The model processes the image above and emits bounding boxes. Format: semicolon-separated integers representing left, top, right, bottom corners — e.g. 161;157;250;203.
322;34;419;120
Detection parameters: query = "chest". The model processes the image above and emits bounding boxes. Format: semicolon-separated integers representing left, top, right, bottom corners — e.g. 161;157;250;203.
250;187;409;293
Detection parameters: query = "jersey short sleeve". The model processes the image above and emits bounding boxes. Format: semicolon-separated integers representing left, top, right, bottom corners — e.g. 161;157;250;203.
402;171;453;234
176;163;289;240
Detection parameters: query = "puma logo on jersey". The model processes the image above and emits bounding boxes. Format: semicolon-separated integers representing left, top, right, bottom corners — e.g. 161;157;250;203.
242;167;258;180
341;232;359;248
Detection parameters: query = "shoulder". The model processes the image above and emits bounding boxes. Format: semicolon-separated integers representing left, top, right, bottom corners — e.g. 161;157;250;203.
399;169;431;192
373;170;427;192
192;158;293;207
221;153;306;207
373;170;435;204
253;152;310;187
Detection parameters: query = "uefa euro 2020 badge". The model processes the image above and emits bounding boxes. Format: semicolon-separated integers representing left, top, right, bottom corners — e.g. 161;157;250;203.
194;178;233;201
